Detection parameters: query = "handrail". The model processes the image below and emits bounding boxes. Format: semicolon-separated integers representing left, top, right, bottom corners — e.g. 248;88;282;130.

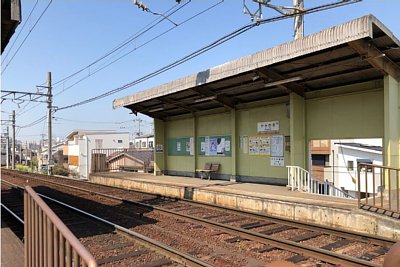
357;162;399;214
287;166;354;199
286;165;310;192
24;186;97;267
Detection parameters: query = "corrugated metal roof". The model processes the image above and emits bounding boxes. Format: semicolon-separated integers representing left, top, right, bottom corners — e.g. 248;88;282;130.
113;15;398;109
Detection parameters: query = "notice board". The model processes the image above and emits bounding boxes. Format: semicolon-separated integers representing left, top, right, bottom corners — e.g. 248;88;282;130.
167;137;194;156
198;135;231;157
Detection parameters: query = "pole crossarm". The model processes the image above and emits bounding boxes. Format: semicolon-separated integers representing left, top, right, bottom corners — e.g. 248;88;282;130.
1;90;49;103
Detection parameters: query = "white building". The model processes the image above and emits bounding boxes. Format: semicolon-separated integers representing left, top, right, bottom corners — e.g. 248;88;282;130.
133;134;154;149
64;130;129;179
333;140;382;198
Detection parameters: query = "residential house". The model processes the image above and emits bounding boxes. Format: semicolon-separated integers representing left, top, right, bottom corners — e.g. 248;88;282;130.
133;134;154;149
64;130;129;179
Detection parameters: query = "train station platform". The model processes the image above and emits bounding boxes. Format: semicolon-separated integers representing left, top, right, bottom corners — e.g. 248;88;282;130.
1;218;24;267
90;172;400;241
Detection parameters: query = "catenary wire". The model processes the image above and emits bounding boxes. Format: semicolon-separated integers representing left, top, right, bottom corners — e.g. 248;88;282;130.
55;0;224;96
2;0;53;74
51;1;190;88
1;0;39;64
55;0;357;111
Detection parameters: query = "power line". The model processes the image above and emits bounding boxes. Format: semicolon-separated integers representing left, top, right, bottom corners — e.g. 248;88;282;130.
1;0;39;64
18;114;47;129
52;1;190;89
54;0;222;97
53;116;133;125
2;0;53;74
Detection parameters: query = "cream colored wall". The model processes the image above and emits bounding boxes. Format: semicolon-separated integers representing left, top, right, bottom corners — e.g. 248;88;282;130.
154;119;165;174
197;112;232;175
306;89;384;140
165;118;195;172
237;103;290;179
158;82;386;182
383;76;400;168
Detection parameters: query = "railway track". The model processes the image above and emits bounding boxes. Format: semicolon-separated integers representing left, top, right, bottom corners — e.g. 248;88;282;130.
2;169;396;266
1;181;212;267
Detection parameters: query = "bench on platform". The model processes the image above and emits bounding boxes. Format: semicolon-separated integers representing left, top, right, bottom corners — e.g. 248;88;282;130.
197;163;220;180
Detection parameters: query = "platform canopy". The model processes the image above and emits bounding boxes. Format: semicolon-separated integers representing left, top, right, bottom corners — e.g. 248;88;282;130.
1;0;21;54
113;15;400;120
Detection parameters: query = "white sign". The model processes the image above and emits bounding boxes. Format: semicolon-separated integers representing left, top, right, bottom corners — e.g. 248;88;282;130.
271;156;284;167
271;135;284;157
258;121;279;134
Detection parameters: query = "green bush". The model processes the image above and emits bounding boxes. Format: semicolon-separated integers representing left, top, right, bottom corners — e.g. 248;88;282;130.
16;165;30;172
52;165;69;176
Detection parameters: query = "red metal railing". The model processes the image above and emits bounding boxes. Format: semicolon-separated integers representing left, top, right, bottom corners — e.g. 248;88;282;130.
24;186;97;267
357;163;400;214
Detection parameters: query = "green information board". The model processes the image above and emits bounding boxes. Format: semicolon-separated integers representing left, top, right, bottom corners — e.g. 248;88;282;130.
167;137;193;156
198;135;231;157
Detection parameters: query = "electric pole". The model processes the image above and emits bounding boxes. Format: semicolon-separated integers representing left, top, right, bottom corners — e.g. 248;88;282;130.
134;118;143;136
6;126;9;168
47;72;52;175
293;0;304;39
11;110;15;170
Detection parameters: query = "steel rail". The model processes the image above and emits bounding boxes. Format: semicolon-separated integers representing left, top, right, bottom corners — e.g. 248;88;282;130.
2;180;214;267
1;203;24;225
2;178;383;266
5;170;395;247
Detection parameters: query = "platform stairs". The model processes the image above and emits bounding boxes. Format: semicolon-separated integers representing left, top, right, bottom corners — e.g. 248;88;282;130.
286;166;354;199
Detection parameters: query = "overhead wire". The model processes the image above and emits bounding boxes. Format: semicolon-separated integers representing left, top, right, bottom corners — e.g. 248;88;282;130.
55;0;224;96
1;0;39;65
51;1;190;89
14;1;191;119
18;114;47;129
53;117;133;125
56;0;359;111
2;0;53;74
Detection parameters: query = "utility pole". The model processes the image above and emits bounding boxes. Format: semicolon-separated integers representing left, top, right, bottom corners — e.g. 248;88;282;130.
47;72;52;175
135;118;143;136
293;0;304;39
11;110;15;170
19;142;22;164
26;140;28;166
6;126;9;168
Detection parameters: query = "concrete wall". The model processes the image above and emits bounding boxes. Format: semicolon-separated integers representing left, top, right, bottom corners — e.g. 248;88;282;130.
165;118;195;174
154;80;391;185
306;89;384;140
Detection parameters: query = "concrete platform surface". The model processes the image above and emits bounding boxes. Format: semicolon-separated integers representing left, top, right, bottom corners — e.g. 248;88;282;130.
90;172;400;240
1;219;24;267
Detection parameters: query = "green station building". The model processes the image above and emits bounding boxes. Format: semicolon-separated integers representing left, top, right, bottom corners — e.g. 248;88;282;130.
113;15;400;186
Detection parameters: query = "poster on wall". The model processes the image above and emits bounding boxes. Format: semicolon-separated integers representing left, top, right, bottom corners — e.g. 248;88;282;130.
258;137;270;155
209;137;218;156
176;142;181;152
189;137;194;155
242;136;248;154
249;136;259;155
249;136;271;155
225;140;231;152
271;156;285;167
258;121;279;134
199;135;231;156
271;135;284;157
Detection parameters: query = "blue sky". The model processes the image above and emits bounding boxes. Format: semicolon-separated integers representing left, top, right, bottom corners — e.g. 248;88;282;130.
1;0;399;142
